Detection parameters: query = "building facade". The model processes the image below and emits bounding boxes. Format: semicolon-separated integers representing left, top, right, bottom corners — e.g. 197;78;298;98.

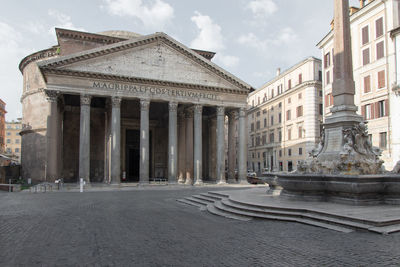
5;119;22;162
20;28;251;184
318;0;400;170
247;57;323;173
0;99;5;152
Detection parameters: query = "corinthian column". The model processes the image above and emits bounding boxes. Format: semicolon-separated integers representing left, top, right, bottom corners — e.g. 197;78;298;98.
168;102;178;184
194;104;203;185
216;106;226;184
110;96;121;184
140;99;150;184
185;108;194;185
177;110;186;183
238;108;247;183
79;94;92;184
45;90;60;182
227;110;237;183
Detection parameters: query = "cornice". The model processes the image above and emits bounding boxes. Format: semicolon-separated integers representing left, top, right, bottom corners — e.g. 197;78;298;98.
19;47;58;73
248;80;322;113
20;88;45;102
40;68;248;95
38;33;253;93
56;28;125;44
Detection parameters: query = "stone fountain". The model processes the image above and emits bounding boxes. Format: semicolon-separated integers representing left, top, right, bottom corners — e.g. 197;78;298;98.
274;0;400;205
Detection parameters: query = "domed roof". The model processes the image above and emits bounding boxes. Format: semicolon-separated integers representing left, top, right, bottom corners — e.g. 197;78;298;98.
98;30;142;40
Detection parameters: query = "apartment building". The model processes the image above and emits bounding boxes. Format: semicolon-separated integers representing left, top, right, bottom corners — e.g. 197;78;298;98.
5;119;22;162
247;57;323;173
317;0;400;169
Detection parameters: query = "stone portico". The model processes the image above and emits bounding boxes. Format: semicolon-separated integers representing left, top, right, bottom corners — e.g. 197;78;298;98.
20;28;252;184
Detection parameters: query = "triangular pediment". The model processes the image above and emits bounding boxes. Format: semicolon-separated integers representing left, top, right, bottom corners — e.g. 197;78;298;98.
39;33;252;92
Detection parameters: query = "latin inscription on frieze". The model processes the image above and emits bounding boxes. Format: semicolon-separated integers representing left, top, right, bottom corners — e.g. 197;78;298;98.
92;81;219;100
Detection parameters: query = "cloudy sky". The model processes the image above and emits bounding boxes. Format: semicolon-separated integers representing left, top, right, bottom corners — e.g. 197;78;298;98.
0;0;360;120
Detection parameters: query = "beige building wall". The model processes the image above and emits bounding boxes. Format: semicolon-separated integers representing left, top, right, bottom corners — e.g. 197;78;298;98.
247;57;323;173
5;119;22;162
318;0;398;169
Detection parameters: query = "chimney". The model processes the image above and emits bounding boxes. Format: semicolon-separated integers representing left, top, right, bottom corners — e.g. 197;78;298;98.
276;68;281;76
360;0;364;8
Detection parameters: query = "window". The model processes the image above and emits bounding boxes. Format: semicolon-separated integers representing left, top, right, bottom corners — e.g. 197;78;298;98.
252;152;255;159
15;148;19;153
377;100;388;117
324;52;331;68
363;104;372;120
298;126;303;138
6;132;10;136
325;93;334;106
288;161;293;172
362;25;369;45
6;139;11;144
271;116;274;125
296;106;303;117
269;132;275;143
278;130;282;142
16;139;20;144
326;71;330;85
318;71;322;81
256;111;260;117
279;162;283;171
262;134;266;145
288;129;292;140
299;73;302;84
298;93;302;99
288;149;292;156
256;136;260;146
252;100;255;107
363;48;370;65
288;79;292;89
256;121;260;130
264;118;267;128
376;17;383;38
286;110;291;120
299;147;303;155
271;89;274;98
278;113;282;123
251;123;254;132
262;109;267;114
319;104;323;115
376;41;384;60
288;97;291;104
379;132;387;149
319;90;323;97
6;148;11;153
278;102;282;108
364;75;371;93
378;70;385;89
251;137;254;147
279;150;282;157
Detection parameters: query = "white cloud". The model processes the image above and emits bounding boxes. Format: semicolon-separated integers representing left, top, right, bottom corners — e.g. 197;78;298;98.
48;9;85;33
238;27;298;51
190;11;239;68
246;0;278;18
190;11;224;51
103;0;174;30
0;22;33;120
214;54;240;68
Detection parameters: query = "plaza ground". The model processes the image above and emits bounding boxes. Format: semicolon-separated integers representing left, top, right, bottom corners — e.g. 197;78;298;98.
1;187;400;266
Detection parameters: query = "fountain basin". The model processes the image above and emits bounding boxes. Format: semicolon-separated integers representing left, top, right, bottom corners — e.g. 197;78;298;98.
277;173;400;205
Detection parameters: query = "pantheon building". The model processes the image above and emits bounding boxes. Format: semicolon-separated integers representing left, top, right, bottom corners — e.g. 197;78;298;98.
19;28;252;185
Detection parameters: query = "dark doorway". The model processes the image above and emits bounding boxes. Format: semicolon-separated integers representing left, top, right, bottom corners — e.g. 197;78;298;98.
125;129;152;182
126;130;140;182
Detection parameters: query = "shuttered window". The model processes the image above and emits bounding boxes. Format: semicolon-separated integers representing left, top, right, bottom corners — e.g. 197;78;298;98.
376;17;383;38
376;41;384;60
296;106;303;117
299;73;302;84
362;25;369;45
363;48;370;65
378;70;385;89
364;75;371;93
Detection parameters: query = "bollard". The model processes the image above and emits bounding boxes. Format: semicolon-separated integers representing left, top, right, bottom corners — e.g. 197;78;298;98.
80;178;84;193
8;179;11;193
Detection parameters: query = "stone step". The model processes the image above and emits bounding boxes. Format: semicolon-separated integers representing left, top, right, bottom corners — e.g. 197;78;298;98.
206;203;252;221
176;198;204;209
213;200;353;233
222;199;372;231
207;191;230;198
192;194;217;203
368;224;400;235
199;193;223;200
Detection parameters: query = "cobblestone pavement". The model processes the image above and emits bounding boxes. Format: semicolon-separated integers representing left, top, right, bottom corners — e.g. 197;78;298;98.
1;187;400;267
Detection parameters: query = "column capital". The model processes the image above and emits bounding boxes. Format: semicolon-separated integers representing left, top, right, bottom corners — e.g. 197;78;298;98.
169;102;178;112
239;108;246;118
80;94;92;106
216;106;225;116
228;110;238;119
140;99;150;111
185;107;194;118
194;104;203;114
44;90;60;103
111;96;122;108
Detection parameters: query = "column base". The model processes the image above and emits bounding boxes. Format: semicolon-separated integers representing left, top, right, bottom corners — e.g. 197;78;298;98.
227;179;237;184
185;179;193;185
217;181;227;185
194;180;204;186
